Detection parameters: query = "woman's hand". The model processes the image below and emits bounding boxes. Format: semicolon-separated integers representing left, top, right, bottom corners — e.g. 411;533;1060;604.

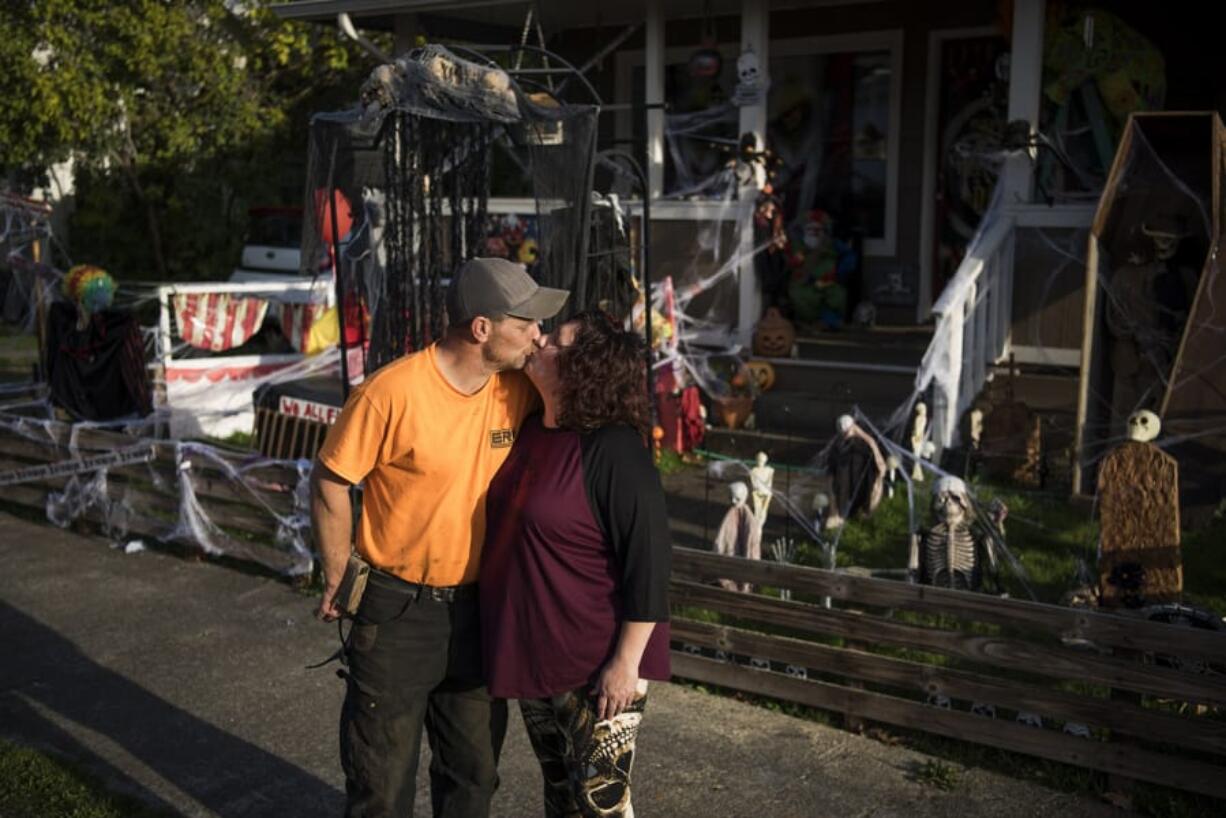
594;658;639;721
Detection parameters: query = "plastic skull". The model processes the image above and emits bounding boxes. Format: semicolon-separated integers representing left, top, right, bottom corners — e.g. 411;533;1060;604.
729;481;749;506
1142;221;1184;262
836;414;854;436
1126;409;1161;442
737;49;760;85
931;476;970;525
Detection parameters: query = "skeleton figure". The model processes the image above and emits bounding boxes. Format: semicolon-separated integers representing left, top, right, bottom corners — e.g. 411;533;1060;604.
910;402;928;481
749;451;775;529
909;476;1001;591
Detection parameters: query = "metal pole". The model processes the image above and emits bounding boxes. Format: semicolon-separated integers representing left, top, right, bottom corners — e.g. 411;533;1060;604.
642;122;655;426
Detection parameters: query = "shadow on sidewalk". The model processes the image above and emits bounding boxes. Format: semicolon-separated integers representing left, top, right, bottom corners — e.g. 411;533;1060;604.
0;601;342;817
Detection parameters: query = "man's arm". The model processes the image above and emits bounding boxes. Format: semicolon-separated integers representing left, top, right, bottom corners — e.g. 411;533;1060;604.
311;461;354;622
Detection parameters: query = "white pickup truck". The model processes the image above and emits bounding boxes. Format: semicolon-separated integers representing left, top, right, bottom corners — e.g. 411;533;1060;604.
228;207;334;304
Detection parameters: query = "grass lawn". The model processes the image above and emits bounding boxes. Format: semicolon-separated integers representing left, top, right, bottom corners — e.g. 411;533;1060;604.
0;739;173;818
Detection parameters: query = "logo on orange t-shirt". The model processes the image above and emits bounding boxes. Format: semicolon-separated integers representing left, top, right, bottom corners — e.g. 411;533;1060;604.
490;428;516;448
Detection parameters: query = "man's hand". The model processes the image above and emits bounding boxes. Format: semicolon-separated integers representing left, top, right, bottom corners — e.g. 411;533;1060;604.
316;583;342;622
594;658;640;721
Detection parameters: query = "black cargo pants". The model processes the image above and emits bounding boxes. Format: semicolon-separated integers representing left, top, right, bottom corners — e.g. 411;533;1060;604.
340;570;507;818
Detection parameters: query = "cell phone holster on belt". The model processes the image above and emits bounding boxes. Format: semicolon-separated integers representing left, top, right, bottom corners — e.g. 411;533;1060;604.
334;553;371;618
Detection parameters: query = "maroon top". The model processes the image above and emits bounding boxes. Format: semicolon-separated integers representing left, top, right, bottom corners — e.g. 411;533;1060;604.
480;416;671;699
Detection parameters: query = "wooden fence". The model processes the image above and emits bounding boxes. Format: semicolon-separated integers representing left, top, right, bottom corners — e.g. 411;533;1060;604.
0;414;307;575
671;547;1226;799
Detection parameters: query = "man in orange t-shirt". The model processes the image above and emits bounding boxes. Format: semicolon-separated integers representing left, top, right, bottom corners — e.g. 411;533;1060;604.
311;257;568;818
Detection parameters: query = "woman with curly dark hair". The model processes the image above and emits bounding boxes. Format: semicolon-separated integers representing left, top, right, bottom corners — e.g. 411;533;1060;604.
479;310;671;818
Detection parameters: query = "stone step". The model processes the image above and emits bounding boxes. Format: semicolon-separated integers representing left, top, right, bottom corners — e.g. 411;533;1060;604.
790;328;931;369
752;358;917;398
700;426;827;466
750;390;906;437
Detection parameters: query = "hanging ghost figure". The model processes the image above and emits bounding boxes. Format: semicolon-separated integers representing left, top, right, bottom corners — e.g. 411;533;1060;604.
909;476;1002;592
714;481;761;593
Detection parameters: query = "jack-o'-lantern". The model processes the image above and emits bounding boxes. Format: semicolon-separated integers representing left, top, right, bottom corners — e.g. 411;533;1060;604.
752;307;795;358
743;360;776;392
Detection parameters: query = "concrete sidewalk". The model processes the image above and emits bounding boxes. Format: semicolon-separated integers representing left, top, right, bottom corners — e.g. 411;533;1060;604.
0;510;1122;817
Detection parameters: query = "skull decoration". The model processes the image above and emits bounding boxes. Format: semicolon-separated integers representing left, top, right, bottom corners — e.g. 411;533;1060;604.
1126;409;1161;442
1141;218;1186;262
836;414;855;436
732;48;767;106
737;49;760;85
932;476;971;526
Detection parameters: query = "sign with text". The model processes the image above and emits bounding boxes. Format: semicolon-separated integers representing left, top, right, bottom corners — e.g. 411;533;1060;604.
278;395;340;425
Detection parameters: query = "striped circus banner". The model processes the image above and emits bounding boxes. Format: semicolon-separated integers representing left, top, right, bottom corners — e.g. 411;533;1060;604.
173;293;269;351
279;302;336;354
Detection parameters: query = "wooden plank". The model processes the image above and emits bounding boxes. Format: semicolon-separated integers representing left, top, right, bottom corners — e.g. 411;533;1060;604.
188;472;295;516
671;548;1226;663
0;435;297;519
670;653;1226;801
670;580;1226;706
0;453;284;541
672;618;1226;758
0;420;301;485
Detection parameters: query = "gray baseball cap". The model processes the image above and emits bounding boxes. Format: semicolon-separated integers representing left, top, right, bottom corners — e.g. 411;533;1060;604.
446;257;569;325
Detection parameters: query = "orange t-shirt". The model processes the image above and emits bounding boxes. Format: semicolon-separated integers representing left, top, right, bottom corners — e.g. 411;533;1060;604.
317;344;537;586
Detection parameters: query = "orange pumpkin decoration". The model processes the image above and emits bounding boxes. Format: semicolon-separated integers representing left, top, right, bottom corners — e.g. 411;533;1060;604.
752;307;795;358
744;360;776;392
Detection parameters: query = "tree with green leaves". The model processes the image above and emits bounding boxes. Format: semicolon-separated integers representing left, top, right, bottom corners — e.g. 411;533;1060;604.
0;0;376;280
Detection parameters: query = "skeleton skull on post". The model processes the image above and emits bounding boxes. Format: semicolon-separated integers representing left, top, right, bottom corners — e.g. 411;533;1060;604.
1126;408;1161;442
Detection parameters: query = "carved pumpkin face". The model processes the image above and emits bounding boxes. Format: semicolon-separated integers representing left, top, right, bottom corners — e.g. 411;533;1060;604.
752;307;795;357
743;360;776;392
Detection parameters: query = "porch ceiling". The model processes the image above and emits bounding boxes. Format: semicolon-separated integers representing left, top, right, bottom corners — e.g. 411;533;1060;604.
271;0;883;32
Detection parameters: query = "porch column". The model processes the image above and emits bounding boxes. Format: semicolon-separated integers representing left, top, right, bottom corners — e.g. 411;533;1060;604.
645;0;665;201
393;14;421;56
736;0;768;346
1002;0;1046;204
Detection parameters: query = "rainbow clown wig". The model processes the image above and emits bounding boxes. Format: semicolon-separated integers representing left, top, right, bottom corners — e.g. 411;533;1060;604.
62;264;116;316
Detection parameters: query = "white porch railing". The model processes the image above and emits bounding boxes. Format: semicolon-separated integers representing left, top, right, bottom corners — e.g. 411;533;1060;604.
916;198;1097;451
922;215;1016;450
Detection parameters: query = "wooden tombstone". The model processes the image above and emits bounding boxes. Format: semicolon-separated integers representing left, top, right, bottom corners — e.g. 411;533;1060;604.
978;400;1043;487
1096;440;1182;607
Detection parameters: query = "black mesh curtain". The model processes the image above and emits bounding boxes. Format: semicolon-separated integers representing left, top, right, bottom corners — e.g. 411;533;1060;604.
301;50;603;376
